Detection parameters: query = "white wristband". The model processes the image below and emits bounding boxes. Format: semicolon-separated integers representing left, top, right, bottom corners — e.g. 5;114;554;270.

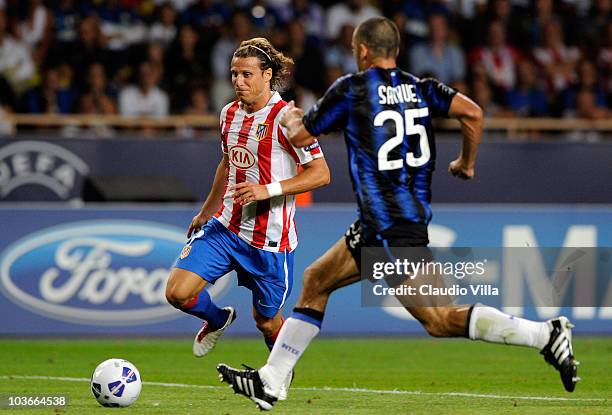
265;182;283;197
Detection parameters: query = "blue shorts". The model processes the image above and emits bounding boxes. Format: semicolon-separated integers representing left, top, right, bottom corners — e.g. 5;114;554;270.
174;218;293;319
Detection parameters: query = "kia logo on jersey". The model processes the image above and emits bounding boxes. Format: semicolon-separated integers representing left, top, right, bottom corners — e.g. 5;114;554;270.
0;220;232;326
229;145;256;169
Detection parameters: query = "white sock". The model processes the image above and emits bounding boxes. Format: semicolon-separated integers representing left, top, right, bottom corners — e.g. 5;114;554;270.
260;317;320;394
468;305;550;350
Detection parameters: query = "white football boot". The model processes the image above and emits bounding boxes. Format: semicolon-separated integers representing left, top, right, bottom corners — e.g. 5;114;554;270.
193;307;236;357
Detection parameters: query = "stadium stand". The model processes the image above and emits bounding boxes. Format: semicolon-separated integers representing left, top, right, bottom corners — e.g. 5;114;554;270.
0;0;609;138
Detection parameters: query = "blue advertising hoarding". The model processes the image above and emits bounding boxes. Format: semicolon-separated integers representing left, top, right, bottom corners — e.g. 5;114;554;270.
2;138;611;204
0;204;610;335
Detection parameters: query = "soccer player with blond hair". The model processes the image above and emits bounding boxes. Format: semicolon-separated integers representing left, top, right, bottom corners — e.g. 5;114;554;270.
165;37;329;399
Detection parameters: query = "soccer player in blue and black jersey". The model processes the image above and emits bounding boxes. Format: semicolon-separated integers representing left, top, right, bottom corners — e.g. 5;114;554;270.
218;17;579;409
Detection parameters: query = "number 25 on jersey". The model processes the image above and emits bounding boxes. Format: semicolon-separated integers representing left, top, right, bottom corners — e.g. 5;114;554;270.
375;108;430;171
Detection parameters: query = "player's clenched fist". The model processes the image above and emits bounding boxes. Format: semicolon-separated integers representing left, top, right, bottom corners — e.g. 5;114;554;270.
280;100;304;136
187;211;212;237
448;158;475;180
231;182;270;205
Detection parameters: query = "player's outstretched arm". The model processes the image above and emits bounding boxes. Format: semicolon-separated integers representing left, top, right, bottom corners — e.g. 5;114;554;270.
447;93;484;180
232;158;330;206
187;154;229;237
280;101;317;147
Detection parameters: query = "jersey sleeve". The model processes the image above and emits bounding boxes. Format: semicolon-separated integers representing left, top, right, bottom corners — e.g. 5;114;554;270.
278;124;324;166
417;77;458;117
219;104;230;154
302;74;351;136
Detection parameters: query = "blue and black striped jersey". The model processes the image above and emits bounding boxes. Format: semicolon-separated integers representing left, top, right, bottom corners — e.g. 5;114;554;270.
303;67;457;239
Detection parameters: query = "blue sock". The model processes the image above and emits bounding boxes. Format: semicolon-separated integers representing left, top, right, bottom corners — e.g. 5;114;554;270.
265;339;275;351
180;289;229;331
264;317;284;351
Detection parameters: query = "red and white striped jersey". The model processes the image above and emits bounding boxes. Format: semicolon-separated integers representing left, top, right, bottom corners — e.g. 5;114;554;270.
214;92;323;252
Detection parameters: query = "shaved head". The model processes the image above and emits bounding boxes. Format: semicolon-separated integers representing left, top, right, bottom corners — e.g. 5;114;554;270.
354;17;400;59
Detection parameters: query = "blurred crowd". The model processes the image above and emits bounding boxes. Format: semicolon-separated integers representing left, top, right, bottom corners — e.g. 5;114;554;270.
0;0;610;121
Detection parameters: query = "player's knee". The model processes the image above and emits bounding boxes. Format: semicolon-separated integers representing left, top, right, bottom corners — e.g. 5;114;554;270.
302;264;325;295
298;264;331;307
253;315;276;337
164;285;175;306
164;290;182;308
165;285;191;309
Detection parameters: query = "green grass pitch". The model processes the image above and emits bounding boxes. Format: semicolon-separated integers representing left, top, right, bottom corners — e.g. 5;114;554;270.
0;337;610;414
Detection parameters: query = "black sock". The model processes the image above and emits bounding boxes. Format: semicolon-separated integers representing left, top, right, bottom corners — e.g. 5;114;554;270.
292;307;325;328
464;304;476;338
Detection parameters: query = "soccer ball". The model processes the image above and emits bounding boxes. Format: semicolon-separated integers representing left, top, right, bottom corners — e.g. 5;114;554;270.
91;358;142;407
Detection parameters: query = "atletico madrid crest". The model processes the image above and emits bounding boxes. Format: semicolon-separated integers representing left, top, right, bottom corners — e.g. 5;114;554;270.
180;245;192;259
255;123;269;141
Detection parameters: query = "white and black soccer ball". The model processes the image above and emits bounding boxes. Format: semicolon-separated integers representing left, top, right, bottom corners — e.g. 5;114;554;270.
91;358;142;407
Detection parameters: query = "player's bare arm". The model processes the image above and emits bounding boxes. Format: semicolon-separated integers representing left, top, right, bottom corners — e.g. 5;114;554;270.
280;101;316;147
447;93;484;180
231;157;330;205
187;154;229;237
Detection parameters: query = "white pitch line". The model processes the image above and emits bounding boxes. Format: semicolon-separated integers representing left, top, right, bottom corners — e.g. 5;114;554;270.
0;375;605;402
306;386;606;402
0;375;223;390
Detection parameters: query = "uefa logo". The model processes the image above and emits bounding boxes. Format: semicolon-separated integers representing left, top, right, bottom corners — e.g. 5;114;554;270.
0;220;231;326
0;141;90;200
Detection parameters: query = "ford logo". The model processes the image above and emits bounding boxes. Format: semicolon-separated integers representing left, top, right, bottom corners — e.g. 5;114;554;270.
0;220;230;326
